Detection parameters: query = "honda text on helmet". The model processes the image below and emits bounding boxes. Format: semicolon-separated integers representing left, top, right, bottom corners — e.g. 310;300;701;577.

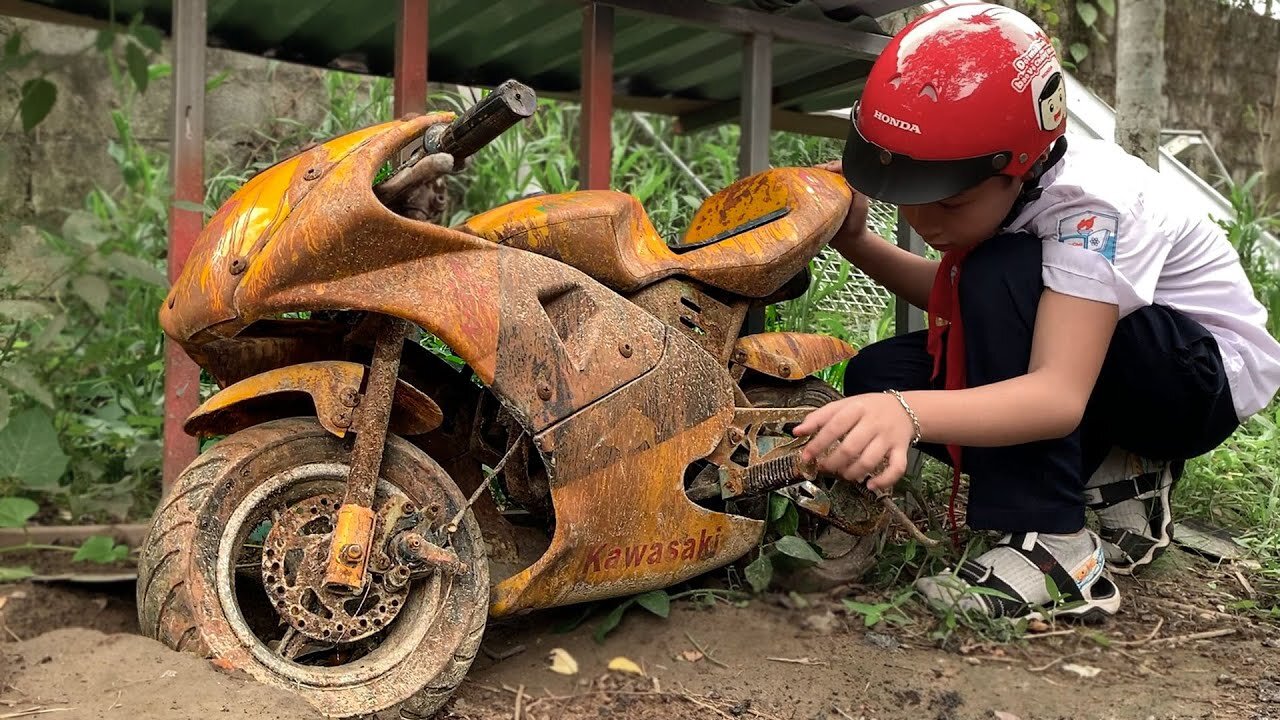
843;3;1067;206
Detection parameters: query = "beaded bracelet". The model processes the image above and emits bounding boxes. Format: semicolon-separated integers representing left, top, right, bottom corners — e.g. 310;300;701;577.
884;389;922;446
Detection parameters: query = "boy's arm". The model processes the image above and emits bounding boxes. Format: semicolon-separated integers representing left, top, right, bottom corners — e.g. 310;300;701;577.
904;290;1118;446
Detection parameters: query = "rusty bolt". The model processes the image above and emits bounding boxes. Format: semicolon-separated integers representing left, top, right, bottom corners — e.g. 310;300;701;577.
537;384;552;401
427;502;440;517
779;364;792;378
338;387;360;407
402;501;417;514
408;537;422;550
303;167;322;181
619;342;633;358
334;411;352;428
229;258;247;275
733;350;747;364
727;427;745;445
340;544;364;563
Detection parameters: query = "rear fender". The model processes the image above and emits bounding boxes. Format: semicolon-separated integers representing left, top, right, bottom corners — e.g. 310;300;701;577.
731;332;858;381
184;361;443;439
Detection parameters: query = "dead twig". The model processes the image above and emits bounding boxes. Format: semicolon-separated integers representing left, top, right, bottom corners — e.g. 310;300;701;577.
684;631;729;669
1234;570;1256;599
0;709;74;719
481;643;527;662
1024;628;1077;640
1110;617;1164;647
1147;597;1236;620
833;707;857;720
512;684;524;720
1146;628;1236;645
765;656;827;666
1029;649;1093;673
2;624;20;643
877;493;939;547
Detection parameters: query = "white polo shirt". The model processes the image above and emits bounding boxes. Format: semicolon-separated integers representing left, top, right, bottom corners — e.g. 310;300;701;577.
1005;136;1280;420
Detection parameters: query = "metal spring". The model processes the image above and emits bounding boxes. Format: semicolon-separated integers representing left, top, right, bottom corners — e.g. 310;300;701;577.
742;452;804;496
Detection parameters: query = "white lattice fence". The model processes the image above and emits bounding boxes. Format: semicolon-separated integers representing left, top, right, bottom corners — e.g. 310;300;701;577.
798;200;898;332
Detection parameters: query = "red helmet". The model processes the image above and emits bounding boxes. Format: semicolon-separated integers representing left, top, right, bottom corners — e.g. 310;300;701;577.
842;3;1067;205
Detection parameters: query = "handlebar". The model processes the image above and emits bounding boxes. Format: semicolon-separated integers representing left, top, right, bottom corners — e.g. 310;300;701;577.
424;79;537;161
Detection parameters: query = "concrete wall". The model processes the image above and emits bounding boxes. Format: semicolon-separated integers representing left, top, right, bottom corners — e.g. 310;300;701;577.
1005;0;1280;189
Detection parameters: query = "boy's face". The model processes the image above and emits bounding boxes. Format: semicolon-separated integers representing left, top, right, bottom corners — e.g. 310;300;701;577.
899;175;1022;252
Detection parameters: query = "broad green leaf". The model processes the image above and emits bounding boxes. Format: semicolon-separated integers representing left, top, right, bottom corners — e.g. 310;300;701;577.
105;252;167;286
0;496;38;528
1096;0;1116;16
61;211;109;247
73;535;129;564
1076;3;1098;27
132;24;163;52
774;535;822;565
0;408;69;489
593;600;630;643
744;553;773;593
0;566;34;583
0;363;54;408
125;42;149;93
1069;43;1090;64
19;78;56;132
72;275;112;315
4;31;21;57
768;493;790;522
775;503;799;538
31;313;68;353
635;590;670;618
0;300;55;321
0;388;9;433
94;28;116;52
205;69;233;93
1045;10;1060;25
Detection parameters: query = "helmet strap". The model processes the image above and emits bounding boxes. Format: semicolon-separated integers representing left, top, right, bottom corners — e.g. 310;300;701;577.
1000;136;1069;228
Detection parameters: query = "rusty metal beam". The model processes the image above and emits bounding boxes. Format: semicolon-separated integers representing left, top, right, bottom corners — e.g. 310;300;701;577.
393;0;429;117
579;2;614;190
584;0;890;58
739;33;771;177
162;0;206;495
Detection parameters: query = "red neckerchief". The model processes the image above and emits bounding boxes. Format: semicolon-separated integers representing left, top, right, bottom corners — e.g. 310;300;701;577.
925;248;971;545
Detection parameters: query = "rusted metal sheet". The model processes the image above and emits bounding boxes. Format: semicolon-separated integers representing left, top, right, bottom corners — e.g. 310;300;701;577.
323;503;377;592
627;278;748;363
489;329;763;615
460;167;850;299
732;332;858;380
183;360;443;439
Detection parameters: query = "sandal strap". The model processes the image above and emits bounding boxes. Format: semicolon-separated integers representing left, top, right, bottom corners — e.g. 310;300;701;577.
955;559;1035;618
1084;471;1167;510
1099;526;1158;564
1002;532;1086;605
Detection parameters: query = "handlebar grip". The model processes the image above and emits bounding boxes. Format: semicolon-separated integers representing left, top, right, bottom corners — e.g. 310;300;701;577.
425;79;537;160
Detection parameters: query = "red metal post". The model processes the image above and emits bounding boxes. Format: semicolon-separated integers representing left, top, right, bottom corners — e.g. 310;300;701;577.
162;0;207;493
580;2;614;190
394;0;429;117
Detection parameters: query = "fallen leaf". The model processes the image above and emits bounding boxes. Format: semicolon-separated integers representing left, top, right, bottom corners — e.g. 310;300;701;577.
994;712;1023;720
1026;619;1051;633
607;656;645;676
679;650;704;663
548;648;579;675
1061;663;1101;679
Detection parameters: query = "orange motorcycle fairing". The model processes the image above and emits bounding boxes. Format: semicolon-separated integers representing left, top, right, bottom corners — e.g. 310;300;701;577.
732;333;859;381
490;326;763;616
183;360;444;439
458;168;851;299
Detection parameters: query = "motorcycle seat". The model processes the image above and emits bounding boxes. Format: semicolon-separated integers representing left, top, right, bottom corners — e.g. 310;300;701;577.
457;167;851;299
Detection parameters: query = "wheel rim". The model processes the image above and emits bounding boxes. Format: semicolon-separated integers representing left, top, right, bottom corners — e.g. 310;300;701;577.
216;462;450;687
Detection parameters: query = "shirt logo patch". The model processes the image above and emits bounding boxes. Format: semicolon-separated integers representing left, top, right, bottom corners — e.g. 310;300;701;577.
1057;210;1118;263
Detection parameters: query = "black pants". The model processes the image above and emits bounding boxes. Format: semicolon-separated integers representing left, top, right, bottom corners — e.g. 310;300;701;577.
843;232;1240;533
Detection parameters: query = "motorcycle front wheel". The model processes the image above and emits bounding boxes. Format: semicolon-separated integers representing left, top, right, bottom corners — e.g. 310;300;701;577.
136;417;488;719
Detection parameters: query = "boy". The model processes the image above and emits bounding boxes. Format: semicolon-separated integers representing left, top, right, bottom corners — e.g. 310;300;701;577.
795;3;1280;620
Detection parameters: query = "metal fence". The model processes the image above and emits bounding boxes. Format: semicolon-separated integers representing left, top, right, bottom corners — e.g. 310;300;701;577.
802;200;898;333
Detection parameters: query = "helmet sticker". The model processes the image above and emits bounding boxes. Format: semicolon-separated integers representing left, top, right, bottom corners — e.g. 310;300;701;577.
1011;35;1056;92
1035;72;1066;131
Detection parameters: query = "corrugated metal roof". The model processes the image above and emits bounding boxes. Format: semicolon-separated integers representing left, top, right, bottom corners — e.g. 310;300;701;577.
13;0;918;133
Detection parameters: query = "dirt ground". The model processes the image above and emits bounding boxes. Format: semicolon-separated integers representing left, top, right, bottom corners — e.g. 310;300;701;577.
1;548;1277;720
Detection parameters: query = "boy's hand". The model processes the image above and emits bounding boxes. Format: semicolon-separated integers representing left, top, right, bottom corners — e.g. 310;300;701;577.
793;393;914;491
814;159;872;250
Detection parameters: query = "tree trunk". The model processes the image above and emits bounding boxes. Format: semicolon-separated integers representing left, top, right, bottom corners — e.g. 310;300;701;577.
1114;0;1166;168
1265;45;1280;198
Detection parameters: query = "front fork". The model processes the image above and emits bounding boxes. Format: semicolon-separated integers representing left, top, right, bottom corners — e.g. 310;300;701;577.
322;316;465;594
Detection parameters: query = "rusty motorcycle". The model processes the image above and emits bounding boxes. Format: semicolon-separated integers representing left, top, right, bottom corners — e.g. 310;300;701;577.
138;80;892;718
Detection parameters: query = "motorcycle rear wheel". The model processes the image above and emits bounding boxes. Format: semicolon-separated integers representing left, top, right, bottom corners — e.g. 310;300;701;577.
136;417;488;719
